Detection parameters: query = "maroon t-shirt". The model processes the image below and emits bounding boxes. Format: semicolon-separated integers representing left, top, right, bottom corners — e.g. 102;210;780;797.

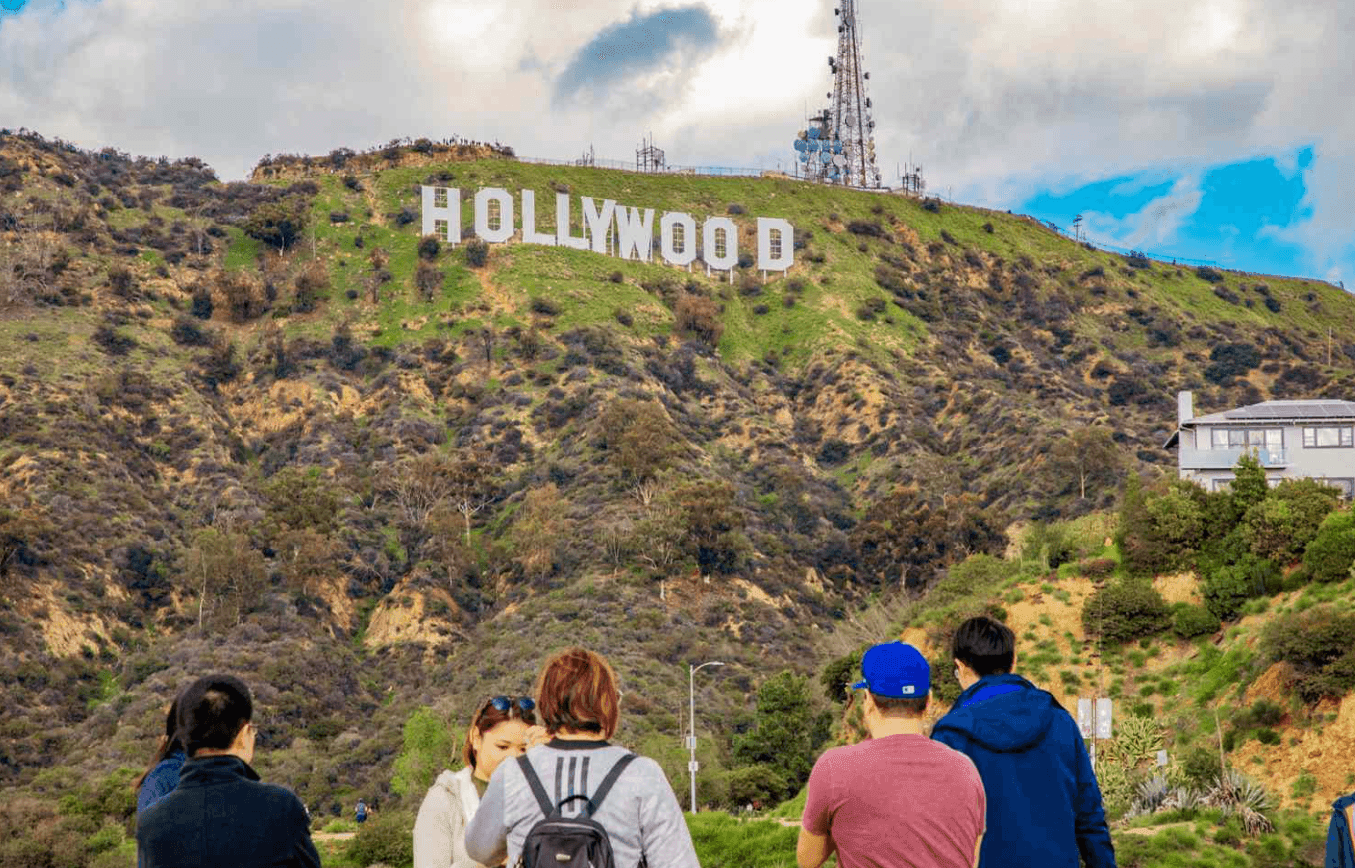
801;733;985;868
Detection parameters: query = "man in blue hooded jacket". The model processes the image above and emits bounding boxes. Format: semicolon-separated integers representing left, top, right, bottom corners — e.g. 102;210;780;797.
931;616;1116;868
1327;791;1355;868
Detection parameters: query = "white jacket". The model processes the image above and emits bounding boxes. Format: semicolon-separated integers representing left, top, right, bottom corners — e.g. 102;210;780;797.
413;766;493;868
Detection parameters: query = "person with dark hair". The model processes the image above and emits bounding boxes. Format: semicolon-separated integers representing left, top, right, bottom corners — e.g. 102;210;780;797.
414;695;539;868
464;647;698;868
931;616;1116;868
798;642;985;868
134;696;187;817
136;674;320;868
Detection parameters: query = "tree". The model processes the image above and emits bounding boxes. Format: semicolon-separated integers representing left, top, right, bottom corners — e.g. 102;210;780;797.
263;467;343;537
1243;479;1338;563
733;671;817;802
242;197;308;250
1049;426;1122;500
180;527;267;631
275;528;340;597
414;261;443;302
1303;509;1355;583
598;399;679;481
512;484;570;579
1229;453;1268;518
387;453;460;565
0;503;51;580
674;479;748;577
851;487;1006;590
1081;578;1169;643
390;707;458;798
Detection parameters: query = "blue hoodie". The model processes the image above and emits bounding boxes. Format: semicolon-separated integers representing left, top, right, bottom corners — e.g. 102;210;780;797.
931;674;1116;868
1328;792;1355;868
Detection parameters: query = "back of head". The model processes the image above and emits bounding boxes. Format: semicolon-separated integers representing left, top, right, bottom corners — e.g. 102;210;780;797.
856;642;930;717
535;647;619;739
952;616;1015;677
178;674;252;757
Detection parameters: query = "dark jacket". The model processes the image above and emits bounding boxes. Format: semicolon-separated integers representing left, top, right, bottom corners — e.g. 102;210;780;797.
1327;792;1355;868
136;755;320;868
137;748;186;817
931;674;1116;868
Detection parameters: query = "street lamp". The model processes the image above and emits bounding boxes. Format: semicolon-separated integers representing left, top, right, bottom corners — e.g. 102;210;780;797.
687;660;724;812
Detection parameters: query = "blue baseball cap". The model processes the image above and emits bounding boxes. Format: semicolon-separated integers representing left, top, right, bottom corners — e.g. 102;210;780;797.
852;642;930;698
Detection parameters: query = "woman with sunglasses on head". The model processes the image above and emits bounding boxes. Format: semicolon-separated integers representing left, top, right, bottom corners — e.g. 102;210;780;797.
414;695;540;868
465;647;700;868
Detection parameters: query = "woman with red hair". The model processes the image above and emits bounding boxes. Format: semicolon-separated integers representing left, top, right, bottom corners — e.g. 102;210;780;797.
465;647;698;868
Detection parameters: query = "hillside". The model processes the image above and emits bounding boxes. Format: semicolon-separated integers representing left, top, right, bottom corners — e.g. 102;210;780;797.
3;128;1355;867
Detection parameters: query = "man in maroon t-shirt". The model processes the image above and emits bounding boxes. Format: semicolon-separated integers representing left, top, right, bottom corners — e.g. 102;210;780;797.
798;642;985;868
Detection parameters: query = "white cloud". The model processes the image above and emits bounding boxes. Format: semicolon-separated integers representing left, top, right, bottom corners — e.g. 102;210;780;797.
0;0;1349;281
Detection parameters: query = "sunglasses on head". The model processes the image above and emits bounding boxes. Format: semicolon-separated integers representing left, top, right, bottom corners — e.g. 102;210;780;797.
486;696;535;714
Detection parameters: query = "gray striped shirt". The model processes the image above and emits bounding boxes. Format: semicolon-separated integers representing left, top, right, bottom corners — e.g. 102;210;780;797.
464;740;699;868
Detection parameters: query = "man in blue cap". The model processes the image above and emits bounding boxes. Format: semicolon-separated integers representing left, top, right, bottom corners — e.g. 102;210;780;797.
798;642;986;868
931;616;1115;868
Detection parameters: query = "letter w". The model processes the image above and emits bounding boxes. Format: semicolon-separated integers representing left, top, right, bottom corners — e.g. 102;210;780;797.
614;206;655;261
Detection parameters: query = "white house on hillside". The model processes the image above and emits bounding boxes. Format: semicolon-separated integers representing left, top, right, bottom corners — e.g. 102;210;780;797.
1165;391;1355;497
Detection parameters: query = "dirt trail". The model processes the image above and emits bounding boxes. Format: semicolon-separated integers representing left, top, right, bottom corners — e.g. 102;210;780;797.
312;831;356;843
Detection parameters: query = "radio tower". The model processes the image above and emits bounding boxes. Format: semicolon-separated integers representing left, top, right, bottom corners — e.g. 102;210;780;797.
792;0;882;187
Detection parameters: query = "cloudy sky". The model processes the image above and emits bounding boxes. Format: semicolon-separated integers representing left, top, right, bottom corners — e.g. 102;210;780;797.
2;0;1350;285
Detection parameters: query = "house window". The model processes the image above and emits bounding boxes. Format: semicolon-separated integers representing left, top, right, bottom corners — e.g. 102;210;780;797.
434;188;449;208
1209;428;1282;450
1212;477;1235;492
1318;478;1355;498
1302;426;1353;448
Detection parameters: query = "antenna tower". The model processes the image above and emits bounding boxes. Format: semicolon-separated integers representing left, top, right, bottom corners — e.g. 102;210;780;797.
637;134;665;174
792;0;882;187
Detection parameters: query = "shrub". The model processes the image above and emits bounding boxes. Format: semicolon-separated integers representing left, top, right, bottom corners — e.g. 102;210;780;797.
293;261;328;314
1125;251;1151;269
726;203;746;215
846;220;885;238
1172;604;1221;638
921;198;941;213
394;206;417;227
1263;605;1355;701
1204;342;1261;385
1195;265;1225;283
1303;509;1355;583
328;211;349;223
170;315;211;347
1081;579;1169;643
1244;479;1339;563
673;293;723;347
612;307;633;327
530;297;560;317
346;810;414;868
190;285;214;319
413;262;443;302
242;197;308;250
417;235;440;260
982;222;994;233
1022;522;1076;570
341;174;362;191
464;238;489;268
1202;555;1277;620
1078;557;1117;578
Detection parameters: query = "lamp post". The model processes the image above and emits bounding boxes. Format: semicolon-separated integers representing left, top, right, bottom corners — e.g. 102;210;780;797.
687;660;724;812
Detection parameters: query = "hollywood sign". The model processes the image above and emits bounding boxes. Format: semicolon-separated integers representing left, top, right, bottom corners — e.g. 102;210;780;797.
421;186;795;273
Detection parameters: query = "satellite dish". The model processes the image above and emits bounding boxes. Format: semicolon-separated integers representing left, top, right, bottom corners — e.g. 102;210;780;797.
793;139;807;152
844;114;855;127
807;127;821;139
833;154;846;168
832;139;843;154
799;152;809;163
819;150;832;165
806;138;819;152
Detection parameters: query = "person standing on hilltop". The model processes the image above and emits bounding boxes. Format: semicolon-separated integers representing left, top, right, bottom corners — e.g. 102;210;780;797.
931;616;1116;868
136;674;320;868
797;642;986;868
413;695;540;868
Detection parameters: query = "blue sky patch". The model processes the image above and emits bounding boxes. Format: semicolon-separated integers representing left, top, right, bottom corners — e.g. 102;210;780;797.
554;5;719;105
1020;147;1320;279
0;0;29;14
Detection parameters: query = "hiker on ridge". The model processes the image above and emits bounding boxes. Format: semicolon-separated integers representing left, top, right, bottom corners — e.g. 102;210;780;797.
931;616;1115;868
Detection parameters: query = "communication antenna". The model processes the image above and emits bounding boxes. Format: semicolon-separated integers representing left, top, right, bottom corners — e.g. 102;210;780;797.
637;134;666;174
792;1;883;188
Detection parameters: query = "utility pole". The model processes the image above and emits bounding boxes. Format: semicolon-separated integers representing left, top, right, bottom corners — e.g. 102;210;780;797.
687;661;724;812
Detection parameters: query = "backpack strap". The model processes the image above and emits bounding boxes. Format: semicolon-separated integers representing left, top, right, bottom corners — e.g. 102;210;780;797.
583;753;637;818
516;755;556;817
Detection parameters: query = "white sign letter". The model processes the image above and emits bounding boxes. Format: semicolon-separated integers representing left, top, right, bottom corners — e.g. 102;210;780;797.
421;186;461;244
757;217;794;271
660;212;697;266
702;217;738;271
474;188;514;244
557;193;588;250
520;190;557;246
614;206;655;261
582;198;616;255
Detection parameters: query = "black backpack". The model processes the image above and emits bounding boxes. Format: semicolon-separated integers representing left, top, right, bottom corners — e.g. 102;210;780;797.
514;753;643;868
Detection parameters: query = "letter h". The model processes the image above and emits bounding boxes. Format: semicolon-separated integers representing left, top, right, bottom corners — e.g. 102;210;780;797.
421;186;462;244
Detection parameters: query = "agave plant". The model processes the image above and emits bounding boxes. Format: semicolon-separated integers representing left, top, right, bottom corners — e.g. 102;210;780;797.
1127;773;1170;818
1115;714;1165;767
1162;785;1204;813
1204;768;1274;835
